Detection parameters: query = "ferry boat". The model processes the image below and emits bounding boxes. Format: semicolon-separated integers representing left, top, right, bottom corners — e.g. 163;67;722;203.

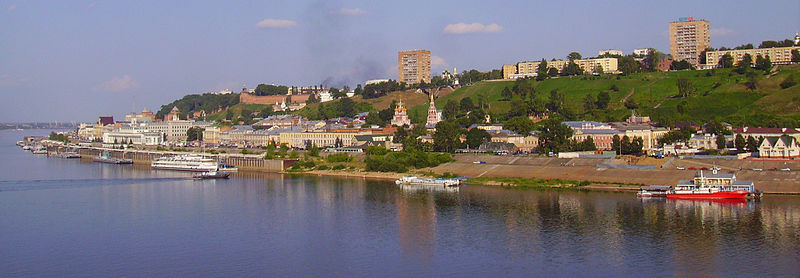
93;151;133;164
395;176;461;187
666;170;757;200
151;155;218;172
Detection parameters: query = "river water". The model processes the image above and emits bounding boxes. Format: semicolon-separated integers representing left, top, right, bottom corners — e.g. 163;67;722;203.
1;130;798;277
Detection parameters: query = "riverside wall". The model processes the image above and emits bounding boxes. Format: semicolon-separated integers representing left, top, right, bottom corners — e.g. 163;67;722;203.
74;147;291;172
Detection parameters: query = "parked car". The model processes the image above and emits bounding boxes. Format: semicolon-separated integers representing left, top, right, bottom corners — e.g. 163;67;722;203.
780;168;791;171
687;167;697;170
752;168;763;171
767;168;778;171
473;161;486;164
700;167;709;170
676;166;685;170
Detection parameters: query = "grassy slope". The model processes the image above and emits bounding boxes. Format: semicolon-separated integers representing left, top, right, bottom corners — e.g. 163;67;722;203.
406;65;800;125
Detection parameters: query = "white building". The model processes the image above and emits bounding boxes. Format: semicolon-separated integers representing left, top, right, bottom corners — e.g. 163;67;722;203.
102;125;163;145
143;120;211;142
598;49;623;56
319;91;333;102
633;48;651;56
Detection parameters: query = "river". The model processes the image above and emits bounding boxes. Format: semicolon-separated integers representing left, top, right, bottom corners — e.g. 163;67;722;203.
1;130;798;277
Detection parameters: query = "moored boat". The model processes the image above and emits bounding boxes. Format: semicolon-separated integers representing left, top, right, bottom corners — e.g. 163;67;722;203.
93;151;133;164
193;170;230;179
151;155;218;172
637;185;671;197
666;170;756;200
52;152;81;159
395;176;461;187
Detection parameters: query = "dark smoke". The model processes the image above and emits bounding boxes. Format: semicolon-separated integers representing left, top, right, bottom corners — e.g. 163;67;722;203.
305;0;388;89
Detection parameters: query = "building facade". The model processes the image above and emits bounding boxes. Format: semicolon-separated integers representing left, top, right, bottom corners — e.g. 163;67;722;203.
598;49;623;56
517;58;619;75
144;120;210;142
502;64;517;79
425;94;442;128
669;17;710;66
706;46;800;67
758;135;800;158
398;50;431;85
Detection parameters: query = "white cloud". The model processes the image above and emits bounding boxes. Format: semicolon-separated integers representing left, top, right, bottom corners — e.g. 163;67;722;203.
443;22;504;34
8;4;16;11
431;56;447;68
711;27;734;36
93;75;139;92
255;18;297;29
87;2;96;8
330;8;367;16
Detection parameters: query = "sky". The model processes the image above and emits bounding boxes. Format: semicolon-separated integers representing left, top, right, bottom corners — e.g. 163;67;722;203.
1;0;799;123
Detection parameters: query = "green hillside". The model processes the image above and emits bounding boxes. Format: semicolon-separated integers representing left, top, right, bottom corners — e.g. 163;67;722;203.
407;65;800;127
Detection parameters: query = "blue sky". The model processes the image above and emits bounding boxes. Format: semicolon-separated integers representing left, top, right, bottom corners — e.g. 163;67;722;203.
1;0;798;122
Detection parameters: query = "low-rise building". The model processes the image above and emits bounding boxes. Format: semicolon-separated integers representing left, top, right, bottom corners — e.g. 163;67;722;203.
599;49;623;56
733;127;800;140
102;125;163;145
279;131;364;149
502;64;517;79
144;120;210;142
706;46;800;67
758;135;800;158
633;48;651;56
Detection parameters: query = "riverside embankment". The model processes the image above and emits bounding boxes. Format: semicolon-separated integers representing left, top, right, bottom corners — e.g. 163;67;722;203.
429;154;800;194
46;145;800;194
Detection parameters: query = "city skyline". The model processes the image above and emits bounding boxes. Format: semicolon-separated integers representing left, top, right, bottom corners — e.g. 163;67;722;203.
1;0;799;122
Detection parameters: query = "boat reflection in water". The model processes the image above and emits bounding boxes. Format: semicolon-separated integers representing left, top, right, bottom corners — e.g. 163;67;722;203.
398;183;460;193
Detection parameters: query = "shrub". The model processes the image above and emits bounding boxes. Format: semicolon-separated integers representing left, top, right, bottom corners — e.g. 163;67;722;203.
780;75;796;89
326;153;352;163
316;165;330;170
289;150;299;159
332;164;346;170
365;146;390;156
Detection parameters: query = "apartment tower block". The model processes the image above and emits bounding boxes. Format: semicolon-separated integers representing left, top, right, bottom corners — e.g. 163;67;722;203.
398;50;431;85
669;17;710;66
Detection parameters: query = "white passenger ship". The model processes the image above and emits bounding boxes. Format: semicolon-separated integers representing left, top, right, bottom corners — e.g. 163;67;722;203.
151;155;218;172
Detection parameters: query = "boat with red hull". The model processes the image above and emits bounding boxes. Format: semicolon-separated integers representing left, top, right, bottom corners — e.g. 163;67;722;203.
666;170;757;200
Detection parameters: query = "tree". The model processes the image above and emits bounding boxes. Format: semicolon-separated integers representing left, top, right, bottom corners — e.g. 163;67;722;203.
443;100;459;120
621;135;632;154
547;67;559;77
433;120;465;153
792;49;800;63
460;97;474;111
186;127;204;141
612;135;621;155
618;56;641;75
583;94;596;113
257;106;273;118
365;111;383;126
562;61;583;76
631;136;644;155
536;59;548;73
339;97;355;118
699;47;714;64
624;99;638;110
224;109;234;121
671;60;695;71
704;121;732;135
677;78;694;98
755;55;772;72
735;54;753;74
393;126;407;143
744;71;758;91
501;87;513;100
718;54;734;68
567;52;582;61
330;88;347;99
644;49;661;71
746;136;759;151
595;91;610;109
715;134;727;150
254;84;288;96
465;128;491;149
306;93;317;104
503;116;536;136
734;134;746;151
353;84;363;95
537;119;573;154
547;90;565;113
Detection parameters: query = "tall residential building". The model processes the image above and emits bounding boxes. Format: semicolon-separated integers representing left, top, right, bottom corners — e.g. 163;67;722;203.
398;50;431;85
669;17;710;66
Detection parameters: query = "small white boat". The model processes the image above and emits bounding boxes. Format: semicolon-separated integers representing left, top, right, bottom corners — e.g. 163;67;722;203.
193;170;230;179
395;176;461;187
32;146;48;154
